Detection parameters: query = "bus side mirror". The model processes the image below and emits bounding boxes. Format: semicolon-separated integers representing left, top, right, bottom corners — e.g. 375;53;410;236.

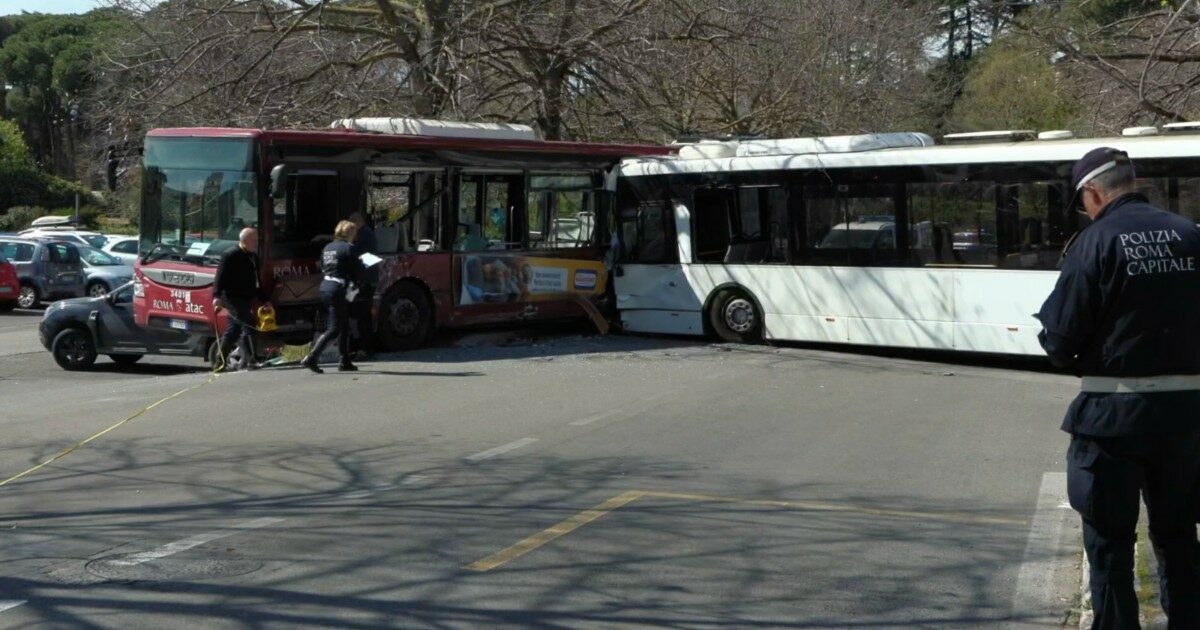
269;165;286;199
106;146;119;192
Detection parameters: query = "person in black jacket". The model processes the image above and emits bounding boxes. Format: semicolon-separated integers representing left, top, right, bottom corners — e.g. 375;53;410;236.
212;228;270;372
301;220;366;373
1037;147;1200;628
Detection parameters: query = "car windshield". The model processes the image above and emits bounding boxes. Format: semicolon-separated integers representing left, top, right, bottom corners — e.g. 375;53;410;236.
85;235;107;248
140;137;258;266
78;246;122;266
818;225;890;249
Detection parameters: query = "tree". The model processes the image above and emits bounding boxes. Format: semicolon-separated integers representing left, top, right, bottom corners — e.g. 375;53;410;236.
1019;0;1200;130
948;35;1077;131
0;10;126;179
0;118;86;212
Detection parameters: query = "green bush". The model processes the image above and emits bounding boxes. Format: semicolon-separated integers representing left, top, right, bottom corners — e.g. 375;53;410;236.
0;206;43;232
0;118;89;212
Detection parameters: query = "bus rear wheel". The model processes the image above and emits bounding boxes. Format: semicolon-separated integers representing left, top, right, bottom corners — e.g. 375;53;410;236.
709;289;763;344
378;283;432;351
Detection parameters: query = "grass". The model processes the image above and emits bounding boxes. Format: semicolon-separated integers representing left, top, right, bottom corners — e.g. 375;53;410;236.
278;343;311;364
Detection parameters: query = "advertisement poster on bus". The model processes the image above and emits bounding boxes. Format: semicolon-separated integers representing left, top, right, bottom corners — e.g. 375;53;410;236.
456;254;606;305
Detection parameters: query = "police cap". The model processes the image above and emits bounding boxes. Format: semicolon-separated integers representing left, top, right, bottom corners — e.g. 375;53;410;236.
1072;147;1133;191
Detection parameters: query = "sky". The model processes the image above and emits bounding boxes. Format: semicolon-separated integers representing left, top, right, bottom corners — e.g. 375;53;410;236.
0;0;104;16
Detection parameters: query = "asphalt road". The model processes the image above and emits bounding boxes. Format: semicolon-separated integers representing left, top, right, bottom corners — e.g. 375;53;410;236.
0;309;1083;628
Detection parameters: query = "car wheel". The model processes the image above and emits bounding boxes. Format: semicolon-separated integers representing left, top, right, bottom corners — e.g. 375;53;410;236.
17;284;38;309
206;339;240;370
52;328;97;370
709;289;763;344
87;282;110;298
108;354;143;367
378;282;432;351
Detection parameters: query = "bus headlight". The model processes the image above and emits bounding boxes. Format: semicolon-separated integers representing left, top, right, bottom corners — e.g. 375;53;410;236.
133;279;144;298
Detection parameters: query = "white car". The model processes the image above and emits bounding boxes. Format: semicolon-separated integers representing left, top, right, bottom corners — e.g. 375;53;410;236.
17;227;107;249
101;236;140;265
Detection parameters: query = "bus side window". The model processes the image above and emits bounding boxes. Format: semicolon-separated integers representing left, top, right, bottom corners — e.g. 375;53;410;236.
729;186;787;264
619;201;670;263
692;188;733;263
1179;177;1200;224
908;181;999;267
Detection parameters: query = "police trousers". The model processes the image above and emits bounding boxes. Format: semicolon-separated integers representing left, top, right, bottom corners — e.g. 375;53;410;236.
310;281;350;362
1068;431;1200;629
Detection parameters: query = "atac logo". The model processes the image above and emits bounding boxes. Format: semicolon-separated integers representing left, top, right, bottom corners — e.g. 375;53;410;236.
573;269;598;290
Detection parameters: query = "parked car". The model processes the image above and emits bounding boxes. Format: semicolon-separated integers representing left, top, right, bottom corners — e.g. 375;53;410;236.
101;236;140;265
0;238;86;308
0;254;19;312
17;227;107;248
38;282;210;370
77;245;134;297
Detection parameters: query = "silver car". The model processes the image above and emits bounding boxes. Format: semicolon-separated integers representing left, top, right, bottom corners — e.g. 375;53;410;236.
0;238;86;308
76;246;134;297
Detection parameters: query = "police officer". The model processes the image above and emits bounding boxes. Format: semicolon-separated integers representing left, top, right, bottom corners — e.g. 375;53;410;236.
1037;147;1200;628
301;220;366;374
212;228;270;372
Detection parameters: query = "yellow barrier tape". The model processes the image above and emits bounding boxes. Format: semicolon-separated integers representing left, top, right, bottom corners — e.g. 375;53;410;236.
0;373;219;488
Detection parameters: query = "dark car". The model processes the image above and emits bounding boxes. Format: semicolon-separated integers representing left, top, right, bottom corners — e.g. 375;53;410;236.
0;238;86;308
38;282;209;370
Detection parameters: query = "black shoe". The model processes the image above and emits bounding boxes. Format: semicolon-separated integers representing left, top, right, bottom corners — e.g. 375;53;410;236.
338;361;358;372
300;356;324;374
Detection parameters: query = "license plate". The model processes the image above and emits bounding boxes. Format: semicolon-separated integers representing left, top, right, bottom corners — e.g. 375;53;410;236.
59;275;78;284
169;319;188;331
0;286;10;294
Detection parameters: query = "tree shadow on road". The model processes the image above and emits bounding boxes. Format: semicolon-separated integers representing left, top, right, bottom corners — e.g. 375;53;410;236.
0;439;1064;628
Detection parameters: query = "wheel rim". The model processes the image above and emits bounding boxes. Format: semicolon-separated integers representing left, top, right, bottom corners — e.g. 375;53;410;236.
723;297;756;333
88;284;108;297
387;297;420;336
17;286;35;308
60;334;89;364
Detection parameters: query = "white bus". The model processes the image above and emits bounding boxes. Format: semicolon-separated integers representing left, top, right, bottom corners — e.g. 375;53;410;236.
612;127;1200;355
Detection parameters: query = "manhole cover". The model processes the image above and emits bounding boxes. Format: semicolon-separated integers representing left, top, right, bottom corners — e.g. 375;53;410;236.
86;557;262;581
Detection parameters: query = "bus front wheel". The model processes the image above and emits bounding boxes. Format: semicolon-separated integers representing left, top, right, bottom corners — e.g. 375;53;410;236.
709;289;762;344
379;283;432;351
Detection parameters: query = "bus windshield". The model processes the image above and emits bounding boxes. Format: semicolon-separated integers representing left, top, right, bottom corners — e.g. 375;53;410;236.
140;137;258;266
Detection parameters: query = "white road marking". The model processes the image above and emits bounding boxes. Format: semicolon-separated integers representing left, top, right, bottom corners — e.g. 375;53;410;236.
401;475;427;485
110;517;284;567
346;491;372;499
0;601;26;613
569;393;670;427
1011;472;1079;623
569;409;622;427
465;438;538;462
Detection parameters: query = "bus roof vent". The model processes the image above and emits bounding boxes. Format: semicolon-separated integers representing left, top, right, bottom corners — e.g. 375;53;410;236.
734;133;934;158
943;130;1035;144
677;141;739;160
329;118;539;141
1163;121;1200;134
1121;126;1159;137
1037;130;1075;140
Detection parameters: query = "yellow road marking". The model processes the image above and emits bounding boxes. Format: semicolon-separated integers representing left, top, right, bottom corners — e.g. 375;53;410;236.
0;373;218;489
466;490;644;572
466;489;1025;571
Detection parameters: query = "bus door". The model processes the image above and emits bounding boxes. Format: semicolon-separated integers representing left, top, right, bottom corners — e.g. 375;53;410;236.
452;171;530;325
269;169;340;333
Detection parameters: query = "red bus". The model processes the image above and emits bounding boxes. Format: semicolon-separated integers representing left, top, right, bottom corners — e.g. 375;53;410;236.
130;120;671;363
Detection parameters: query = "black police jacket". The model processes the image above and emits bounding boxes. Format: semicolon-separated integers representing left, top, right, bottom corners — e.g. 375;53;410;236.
213;246;267;302
320;240;365;284
1037;192;1200;436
